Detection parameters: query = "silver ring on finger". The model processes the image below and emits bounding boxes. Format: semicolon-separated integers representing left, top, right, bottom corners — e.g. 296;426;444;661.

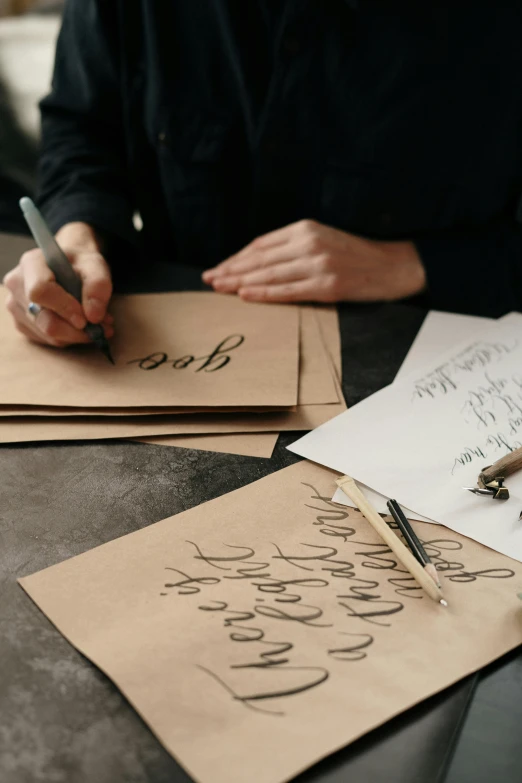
28;301;42;318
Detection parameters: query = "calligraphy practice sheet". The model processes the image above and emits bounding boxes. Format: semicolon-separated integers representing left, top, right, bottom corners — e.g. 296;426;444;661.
333;311;493;521
0;289;299;408
290;316;522;562
20;461;522;783
0;307;345;443
0;307;336;417
333;313;522;520
128;294;348;460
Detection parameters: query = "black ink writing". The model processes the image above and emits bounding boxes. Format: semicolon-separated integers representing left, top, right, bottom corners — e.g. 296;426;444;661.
452;432;522;474
198;664;329;716
157;482;515;717
412;341;517;402
128;334;245;373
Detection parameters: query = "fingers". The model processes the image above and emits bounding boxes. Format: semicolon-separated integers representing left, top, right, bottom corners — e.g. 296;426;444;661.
73;252;113;323
203;220;324;285
239;278;331;304
203;223;301;282
203;241;310;289
249;219;320;249
5;292;47;344
3;251;114;348
202;247;274;283
34;308;113;347
7;290;114;348
3;220;115;349
16;249;87;329
212;258;313;293
5;288;78;346
249;223;298;249
33;310;91;347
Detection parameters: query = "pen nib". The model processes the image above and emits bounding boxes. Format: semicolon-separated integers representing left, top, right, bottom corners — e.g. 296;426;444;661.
84;323;115;365
101;342;115;365
463;487;493;497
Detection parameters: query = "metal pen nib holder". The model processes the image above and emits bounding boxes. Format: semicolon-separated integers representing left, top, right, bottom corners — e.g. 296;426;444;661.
464;448;522;517
476;471;509;500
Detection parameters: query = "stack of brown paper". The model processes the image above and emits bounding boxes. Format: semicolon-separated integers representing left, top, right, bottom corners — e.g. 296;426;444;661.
20;460;522;783
0;288;346;456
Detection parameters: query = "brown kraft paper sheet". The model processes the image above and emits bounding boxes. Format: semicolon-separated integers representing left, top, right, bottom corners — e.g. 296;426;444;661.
314;305;341;380
0;289;299;408
0;308;345;442
0;361;345;442
0;400;345;443
126;306;342;454
20;460;522;783
0;304;337;415
132;432;279;458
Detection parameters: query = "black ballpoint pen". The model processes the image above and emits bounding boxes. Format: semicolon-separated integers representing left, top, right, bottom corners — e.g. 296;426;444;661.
19;197;114;364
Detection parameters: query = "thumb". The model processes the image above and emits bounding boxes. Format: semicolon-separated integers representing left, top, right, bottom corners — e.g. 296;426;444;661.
71;251;113;324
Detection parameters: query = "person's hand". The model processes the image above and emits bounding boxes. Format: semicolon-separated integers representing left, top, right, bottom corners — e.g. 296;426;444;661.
3;221;114;347
203;219;426;303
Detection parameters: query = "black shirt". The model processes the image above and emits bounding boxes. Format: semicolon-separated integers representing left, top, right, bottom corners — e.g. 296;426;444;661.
38;1;522;316
260;1;288;35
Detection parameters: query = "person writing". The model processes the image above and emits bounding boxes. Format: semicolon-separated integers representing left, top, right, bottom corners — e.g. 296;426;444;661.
4;1;522;347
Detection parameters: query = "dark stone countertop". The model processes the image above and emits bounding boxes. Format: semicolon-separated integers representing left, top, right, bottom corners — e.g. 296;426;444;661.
1;247;522;783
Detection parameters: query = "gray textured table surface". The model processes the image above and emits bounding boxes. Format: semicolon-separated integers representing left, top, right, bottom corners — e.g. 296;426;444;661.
1;235;522;783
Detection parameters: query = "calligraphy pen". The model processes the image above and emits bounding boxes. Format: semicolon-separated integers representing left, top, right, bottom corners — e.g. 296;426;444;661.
464;445;522;518
336;476;447;606
19;197;114;364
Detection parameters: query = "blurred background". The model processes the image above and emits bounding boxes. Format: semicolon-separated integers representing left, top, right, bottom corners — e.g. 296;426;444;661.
0;0;62;235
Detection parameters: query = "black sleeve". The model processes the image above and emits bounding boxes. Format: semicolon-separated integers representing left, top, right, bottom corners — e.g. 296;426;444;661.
415;218;522;318
37;0;136;246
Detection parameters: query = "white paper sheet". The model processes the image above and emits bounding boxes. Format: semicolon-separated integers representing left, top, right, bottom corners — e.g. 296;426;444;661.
291;313;522;562
332;311;493;521
397;310;493;379
332;312;522;520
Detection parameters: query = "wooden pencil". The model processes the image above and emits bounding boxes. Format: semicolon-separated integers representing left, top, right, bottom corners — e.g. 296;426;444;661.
336;475;447;606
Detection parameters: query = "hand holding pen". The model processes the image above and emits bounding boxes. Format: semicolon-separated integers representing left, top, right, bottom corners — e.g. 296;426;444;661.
3;205;114;357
